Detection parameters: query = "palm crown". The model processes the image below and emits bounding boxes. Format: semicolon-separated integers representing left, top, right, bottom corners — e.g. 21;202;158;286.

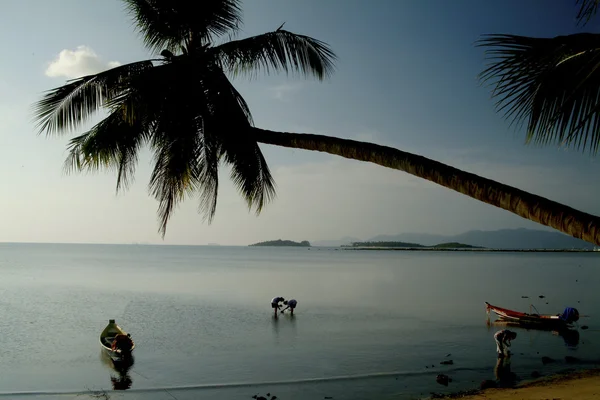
34;0;336;236
478;0;600;154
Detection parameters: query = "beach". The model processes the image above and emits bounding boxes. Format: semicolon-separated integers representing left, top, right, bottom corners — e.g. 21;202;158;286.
437;369;600;399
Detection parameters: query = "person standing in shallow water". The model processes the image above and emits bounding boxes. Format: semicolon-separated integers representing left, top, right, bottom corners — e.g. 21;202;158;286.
271;296;285;317
494;329;517;358
281;299;297;315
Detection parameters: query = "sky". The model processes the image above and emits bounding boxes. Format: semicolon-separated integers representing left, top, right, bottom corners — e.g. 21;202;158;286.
0;0;599;245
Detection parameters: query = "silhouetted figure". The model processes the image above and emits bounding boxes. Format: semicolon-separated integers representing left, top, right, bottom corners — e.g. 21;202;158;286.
494;329;517;358
111;333;134;353
271;296;285;317
281;299;297;315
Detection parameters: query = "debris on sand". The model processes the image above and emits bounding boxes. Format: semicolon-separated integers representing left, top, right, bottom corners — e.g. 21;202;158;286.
539;295;545;298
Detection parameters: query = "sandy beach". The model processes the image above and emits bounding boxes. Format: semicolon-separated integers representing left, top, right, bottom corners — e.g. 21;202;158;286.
436;369;600;399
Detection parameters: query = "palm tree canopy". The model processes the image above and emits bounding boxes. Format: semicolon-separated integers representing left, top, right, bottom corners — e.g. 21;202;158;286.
123;0;243;52
479;33;600;154
576;0;600;26
478;0;600;155
34;0;336;236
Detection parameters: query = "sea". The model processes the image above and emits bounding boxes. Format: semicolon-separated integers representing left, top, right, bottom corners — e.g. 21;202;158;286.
0;243;598;400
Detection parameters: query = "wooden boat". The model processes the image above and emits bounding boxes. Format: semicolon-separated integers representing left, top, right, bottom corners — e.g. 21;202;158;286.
485;302;579;329
100;319;135;361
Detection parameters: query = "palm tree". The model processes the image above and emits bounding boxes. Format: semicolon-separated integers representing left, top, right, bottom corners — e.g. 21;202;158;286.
34;0;600;245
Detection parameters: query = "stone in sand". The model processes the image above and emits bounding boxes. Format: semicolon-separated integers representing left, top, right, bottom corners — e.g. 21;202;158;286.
480;380;497;389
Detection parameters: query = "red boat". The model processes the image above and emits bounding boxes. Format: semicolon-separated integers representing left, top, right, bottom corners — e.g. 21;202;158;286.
485;302;579;329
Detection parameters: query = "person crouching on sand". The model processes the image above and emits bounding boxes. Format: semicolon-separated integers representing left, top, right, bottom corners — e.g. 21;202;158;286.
271;296;285;317
494;329;517;358
281;299;297;315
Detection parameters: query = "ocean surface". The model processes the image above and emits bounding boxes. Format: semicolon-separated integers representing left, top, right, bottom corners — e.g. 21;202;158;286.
0;243;598;400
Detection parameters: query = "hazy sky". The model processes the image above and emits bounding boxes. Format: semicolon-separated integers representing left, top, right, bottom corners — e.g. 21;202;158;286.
0;0;598;245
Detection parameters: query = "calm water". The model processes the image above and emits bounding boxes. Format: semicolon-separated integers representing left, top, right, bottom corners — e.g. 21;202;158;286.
0;243;598;400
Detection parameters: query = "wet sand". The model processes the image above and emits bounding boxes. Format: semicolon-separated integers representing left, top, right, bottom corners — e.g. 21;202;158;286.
435;368;600;399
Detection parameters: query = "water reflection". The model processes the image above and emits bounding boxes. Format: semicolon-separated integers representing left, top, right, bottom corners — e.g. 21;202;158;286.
554;328;580;348
99;350;134;390
488;320;580;348
494;356;517;387
271;315;280;337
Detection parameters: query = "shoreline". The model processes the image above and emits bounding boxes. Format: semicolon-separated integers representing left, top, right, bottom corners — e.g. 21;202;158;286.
431;368;600;399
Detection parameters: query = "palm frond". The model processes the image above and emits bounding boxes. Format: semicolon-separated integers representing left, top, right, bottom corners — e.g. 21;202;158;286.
149;120;201;237
202;69;275;213
122;0;242;53
64;102;151;192
478;33;600;154
33;60;154;135
224;139;276;215
577;0;600;26
146;65;210;236
196;127;222;223
212;29;337;80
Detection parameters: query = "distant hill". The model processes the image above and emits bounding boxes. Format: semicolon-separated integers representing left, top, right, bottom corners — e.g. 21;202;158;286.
349;241;425;248
318;228;593;250
249;239;311;247
347;241;481;249
433;242;482;249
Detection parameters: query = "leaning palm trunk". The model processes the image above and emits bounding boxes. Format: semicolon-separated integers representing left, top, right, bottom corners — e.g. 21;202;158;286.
252;127;600;246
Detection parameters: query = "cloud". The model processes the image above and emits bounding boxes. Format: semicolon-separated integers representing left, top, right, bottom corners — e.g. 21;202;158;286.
267;83;302;101
45;46;120;79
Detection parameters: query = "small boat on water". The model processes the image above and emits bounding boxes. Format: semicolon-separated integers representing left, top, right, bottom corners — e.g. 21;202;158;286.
100;319;135;361
485;302;579;329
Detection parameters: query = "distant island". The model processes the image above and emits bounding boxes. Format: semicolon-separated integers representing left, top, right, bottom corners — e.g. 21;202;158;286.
312;228;595;250
249;239;311;247
341;239;593;252
346;241;482;249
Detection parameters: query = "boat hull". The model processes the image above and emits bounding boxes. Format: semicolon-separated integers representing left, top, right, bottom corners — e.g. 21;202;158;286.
485;302;571;329
100;320;135;361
